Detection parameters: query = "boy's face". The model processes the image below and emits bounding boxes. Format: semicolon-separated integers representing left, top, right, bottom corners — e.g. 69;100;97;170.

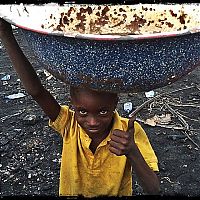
71;88;118;137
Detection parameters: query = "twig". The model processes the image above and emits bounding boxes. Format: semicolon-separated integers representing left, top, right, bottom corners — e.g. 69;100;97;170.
164;103;189;130
136;117;186;130
185;99;200;103
149;102;155;113
136;117;199;148
182;130;199;149
190;129;200;131
196;84;200;91
164;103;199;148
175;111;199;122
129;93;166;117
128;86;199;148
168;102;200;108
129;85;196;118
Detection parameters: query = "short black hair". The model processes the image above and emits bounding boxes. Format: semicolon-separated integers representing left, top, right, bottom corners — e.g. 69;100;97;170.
70;85;118;103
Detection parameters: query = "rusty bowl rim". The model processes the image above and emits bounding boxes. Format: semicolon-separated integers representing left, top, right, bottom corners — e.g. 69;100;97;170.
9;19;200;41
2;3;200;41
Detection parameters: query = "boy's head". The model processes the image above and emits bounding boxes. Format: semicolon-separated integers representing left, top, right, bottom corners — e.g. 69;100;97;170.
70;86;118;137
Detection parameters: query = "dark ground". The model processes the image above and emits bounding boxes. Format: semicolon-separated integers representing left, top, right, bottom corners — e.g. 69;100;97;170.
0;28;200;197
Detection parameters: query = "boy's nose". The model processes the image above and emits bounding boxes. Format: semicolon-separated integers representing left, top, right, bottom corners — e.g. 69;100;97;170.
87;116;99;127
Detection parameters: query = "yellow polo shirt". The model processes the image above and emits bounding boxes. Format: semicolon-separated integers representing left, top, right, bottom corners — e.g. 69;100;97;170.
49;105;158;197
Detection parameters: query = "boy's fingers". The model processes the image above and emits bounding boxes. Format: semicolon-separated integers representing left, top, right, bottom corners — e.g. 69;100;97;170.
127;116;136;133
109;146;122;156
109;140;123;150
110;134;123;142
110;134;129;146
112;129;126;138
109;141;126;156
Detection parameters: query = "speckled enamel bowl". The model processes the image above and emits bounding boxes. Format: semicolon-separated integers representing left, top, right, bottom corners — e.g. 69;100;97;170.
1;3;200;92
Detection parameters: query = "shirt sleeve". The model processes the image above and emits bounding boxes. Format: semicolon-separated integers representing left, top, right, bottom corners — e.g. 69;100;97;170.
134;121;159;172
49;105;72;138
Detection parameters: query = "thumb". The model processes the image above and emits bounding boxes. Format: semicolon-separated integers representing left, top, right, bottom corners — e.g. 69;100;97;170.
127;116;136;133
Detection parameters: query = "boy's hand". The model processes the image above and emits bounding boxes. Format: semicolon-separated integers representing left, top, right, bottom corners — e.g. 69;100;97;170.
0;18;13;38
109;117;137;157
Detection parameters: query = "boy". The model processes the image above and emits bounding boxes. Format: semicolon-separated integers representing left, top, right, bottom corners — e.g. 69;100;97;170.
0;18;160;197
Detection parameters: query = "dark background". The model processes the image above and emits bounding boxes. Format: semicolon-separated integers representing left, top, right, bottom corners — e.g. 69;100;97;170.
0;26;200;197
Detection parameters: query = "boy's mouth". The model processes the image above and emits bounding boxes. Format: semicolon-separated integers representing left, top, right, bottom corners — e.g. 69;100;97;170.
87;128;100;133
85;126;103;134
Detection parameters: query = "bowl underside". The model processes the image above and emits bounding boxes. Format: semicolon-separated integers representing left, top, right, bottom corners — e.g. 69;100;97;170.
1;3;200;92
21;28;200;93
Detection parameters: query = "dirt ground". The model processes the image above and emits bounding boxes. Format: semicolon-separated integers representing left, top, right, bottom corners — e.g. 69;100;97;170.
0;28;200;197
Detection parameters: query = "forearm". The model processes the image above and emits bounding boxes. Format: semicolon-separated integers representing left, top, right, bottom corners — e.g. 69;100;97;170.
127;146;160;195
1;31;43;96
0;19;61;121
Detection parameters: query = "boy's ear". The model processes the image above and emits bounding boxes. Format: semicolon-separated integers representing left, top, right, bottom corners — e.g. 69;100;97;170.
69;95;76;104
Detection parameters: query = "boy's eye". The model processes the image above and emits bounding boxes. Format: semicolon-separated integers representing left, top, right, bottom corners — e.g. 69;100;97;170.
99;110;108;115
79;110;88;115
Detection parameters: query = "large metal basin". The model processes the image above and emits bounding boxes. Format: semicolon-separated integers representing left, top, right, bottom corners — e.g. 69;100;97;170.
0;3;200;93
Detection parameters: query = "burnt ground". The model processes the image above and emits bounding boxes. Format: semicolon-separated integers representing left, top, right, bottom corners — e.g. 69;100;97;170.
0;28;200;197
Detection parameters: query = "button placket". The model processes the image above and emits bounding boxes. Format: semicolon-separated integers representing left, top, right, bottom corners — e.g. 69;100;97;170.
92;147;102;169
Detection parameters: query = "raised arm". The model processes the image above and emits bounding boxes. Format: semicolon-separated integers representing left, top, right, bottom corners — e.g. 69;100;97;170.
0;18;60;122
